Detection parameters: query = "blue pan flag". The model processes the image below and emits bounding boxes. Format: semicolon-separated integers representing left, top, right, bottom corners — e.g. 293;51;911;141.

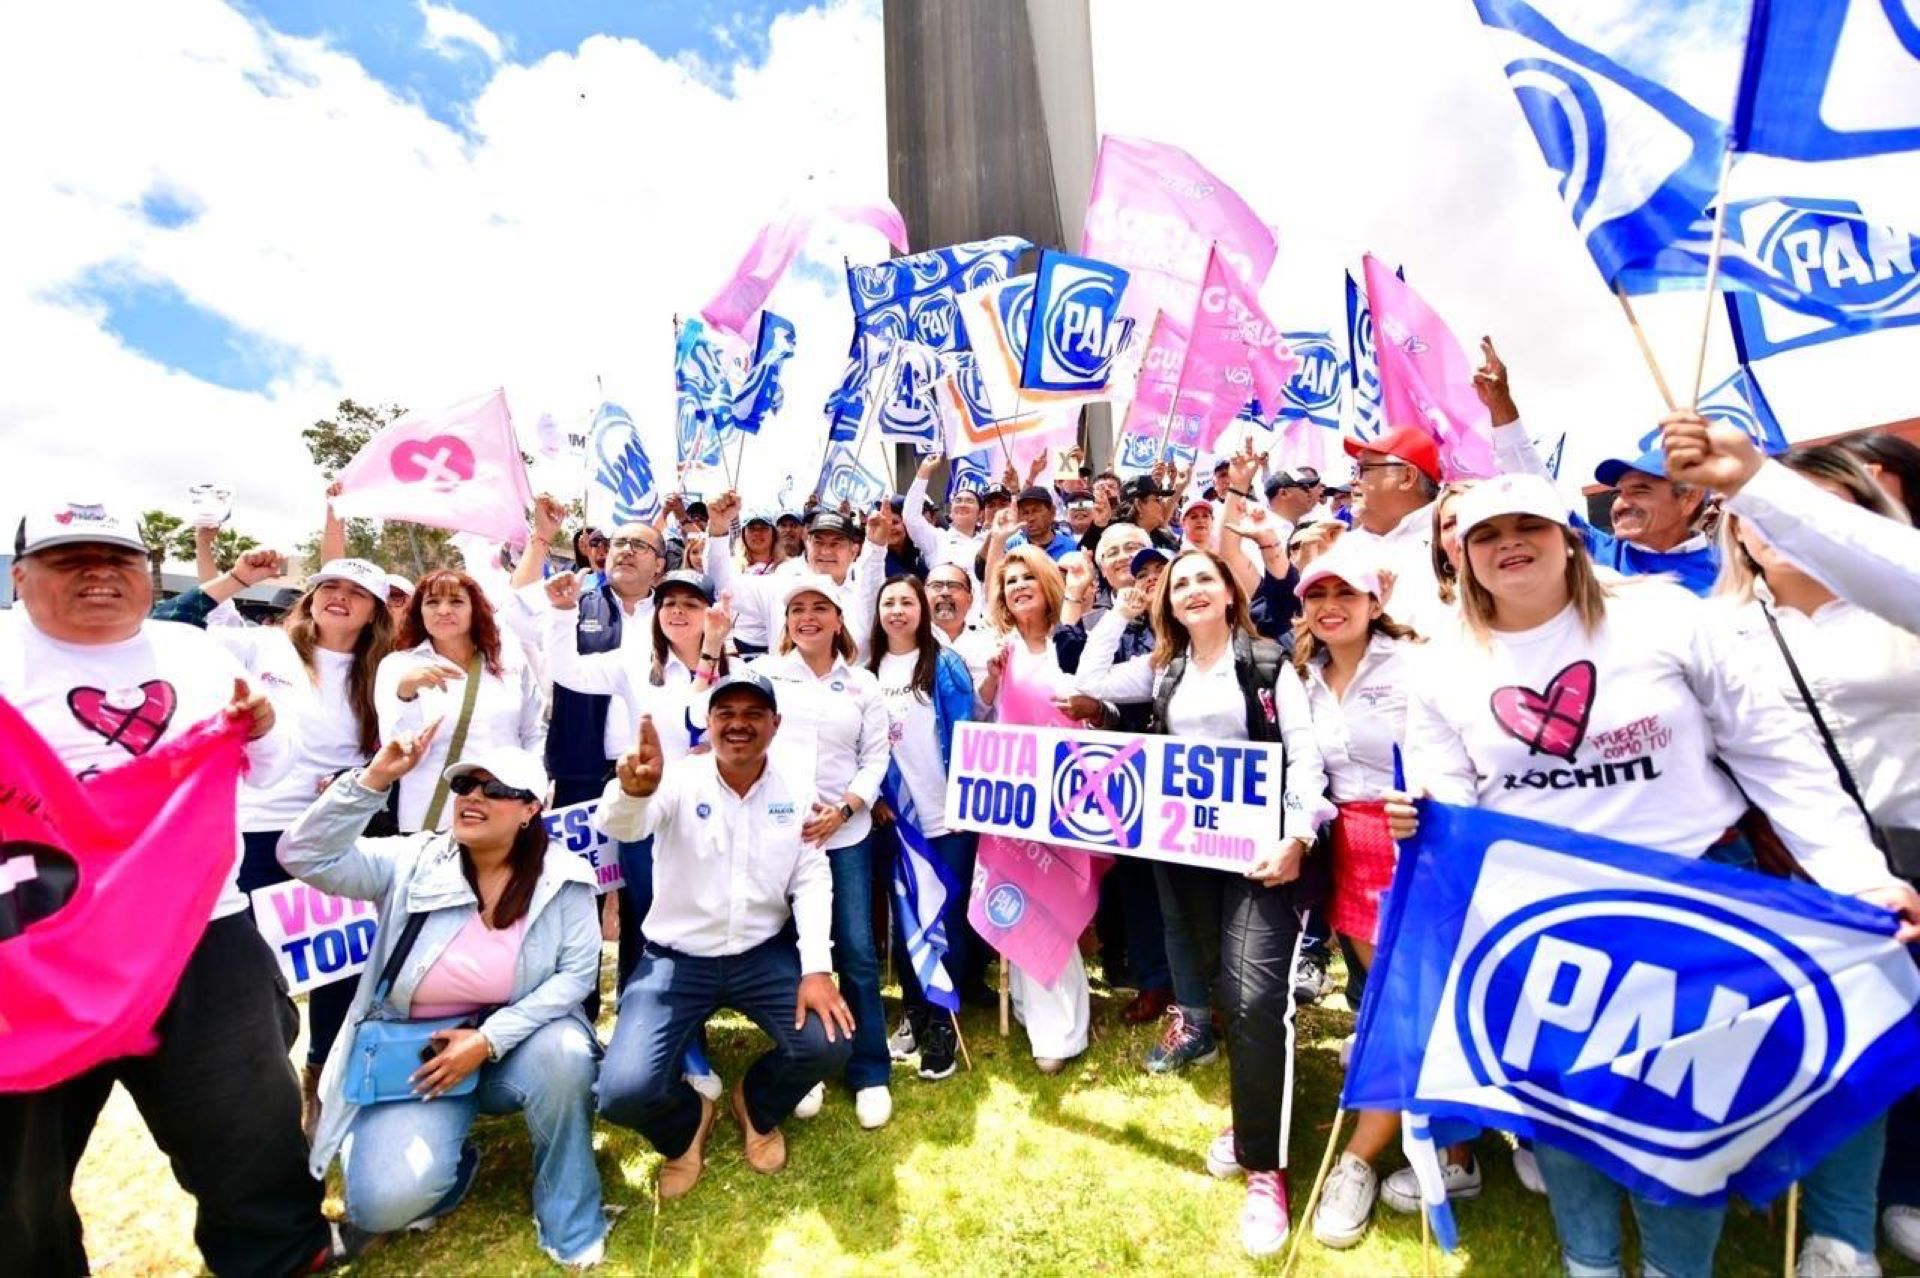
1343;798;1920;1206
1733;0;1920;160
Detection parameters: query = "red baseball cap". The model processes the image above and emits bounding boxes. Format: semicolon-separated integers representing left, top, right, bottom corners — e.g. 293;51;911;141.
1343;424;1442;485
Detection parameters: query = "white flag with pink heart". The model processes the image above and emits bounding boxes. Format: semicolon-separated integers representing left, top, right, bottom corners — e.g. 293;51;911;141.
329;388;534;547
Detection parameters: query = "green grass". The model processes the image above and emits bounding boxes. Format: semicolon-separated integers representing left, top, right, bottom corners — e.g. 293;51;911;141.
73;950;1848;1275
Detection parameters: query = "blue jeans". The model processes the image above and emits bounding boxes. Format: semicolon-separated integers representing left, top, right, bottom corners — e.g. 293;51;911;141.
599;935;852;1152
827;836;892;1089
894;831;978;1011
340;1014;604;1262
1797;1113;1886;1252
1533;1142;1724;1278
1153;861;1214;1015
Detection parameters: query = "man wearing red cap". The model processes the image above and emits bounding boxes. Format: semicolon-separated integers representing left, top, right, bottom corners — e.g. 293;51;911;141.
1340;423;1447;633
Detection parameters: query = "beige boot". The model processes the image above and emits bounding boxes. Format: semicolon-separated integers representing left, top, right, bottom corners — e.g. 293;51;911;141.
656;1096;716;1201
729;1081;788;1174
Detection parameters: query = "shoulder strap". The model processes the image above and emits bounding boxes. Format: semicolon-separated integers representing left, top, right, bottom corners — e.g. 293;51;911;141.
369;911;429;1012
419;652;485;830
1151;654;1187;734
1761;603;1873;820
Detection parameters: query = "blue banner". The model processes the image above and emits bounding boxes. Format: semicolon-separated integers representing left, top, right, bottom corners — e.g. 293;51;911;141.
1636;364;1788;456
866;340;946;448
583;402;660;529
1022;250;1132;393
674;318;732;470
815;442;889;509
1718;199;1920;357
1276;330;1346;429
731;310;795;435
1345;271;1386;443
1344;799;1920;1206
1473;0;1727;290
1733;0;1920;160
947;450;993;502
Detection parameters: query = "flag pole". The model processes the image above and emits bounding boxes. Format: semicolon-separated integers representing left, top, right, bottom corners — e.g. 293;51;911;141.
1688;147;1738;408
998;955;1010;1037
1783;1183;1800;1278
1613;285;1679;413
949;1009;974;1072
1278;1106;1347;1278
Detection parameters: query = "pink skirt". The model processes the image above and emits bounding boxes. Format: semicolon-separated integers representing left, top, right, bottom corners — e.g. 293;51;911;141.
1327;801;1397;944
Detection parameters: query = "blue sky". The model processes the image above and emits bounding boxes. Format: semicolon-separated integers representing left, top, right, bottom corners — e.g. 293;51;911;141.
73;0;822;393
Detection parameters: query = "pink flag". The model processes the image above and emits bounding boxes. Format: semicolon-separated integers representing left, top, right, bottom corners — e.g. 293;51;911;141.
1362;255;1497;480
966;642;1110;986
1117;312;1199;453
330;389;535;547
1170;248;1299;451
0;697;250;1090
1082;135;1278;330
701;201;910;338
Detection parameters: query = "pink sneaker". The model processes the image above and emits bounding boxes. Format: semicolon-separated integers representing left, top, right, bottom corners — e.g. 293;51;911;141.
1241;1170;1291;1257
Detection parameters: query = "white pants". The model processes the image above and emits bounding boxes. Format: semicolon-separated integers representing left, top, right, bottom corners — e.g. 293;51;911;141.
1008;951;1090;1060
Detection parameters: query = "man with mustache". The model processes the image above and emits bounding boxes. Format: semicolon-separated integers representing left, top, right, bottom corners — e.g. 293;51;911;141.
1;498;332;1275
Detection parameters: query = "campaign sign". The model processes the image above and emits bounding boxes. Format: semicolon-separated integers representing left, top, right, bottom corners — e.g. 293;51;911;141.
1023;250;1132;393
251;881;379;995
543;796;624;895
943;721;1280;870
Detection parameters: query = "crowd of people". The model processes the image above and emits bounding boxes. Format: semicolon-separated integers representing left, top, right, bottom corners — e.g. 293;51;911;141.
5;343;1920;1276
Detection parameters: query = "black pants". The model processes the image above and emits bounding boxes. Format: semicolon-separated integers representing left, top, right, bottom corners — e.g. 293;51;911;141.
1157;863;1304;1174
0;913;330;1276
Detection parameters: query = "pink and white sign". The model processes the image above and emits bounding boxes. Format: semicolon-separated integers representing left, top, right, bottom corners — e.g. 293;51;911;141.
330;388;535;547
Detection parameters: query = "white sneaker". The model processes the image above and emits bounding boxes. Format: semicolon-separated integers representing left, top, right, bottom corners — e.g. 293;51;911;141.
684;1068;723;1103
1312;1153;1379;1249
1206;1126;1243;1179
1338;1034;1354;1069
1380;1155;1481;1213
854;1085;893;1129
1797;1235;1881;1277
1512;1145;1546;1195
887;1016;917;1062
1885;1204;1920;1263
1241;1171;1291;1257
545;1235;606;1269
791;1081;825;1120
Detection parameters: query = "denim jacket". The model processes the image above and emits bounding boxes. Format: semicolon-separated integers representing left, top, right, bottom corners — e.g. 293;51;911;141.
278;773;601;1178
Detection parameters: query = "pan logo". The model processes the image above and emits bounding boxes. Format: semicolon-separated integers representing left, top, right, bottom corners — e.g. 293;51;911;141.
1457;888;1837;1158
983;882;1026;928
1049;740;1145;848
1749;201;1920;319
1040;272;1125;381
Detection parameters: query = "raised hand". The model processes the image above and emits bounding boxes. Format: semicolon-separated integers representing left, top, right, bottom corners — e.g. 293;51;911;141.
1473;336;1519;426
397;660;467;701
545;573;581;611
707;489;742;532
532;493;567;543
1061;551;1095;601
223;677;275;740
1024;452;1048;485
231;548;286;586
1227;437;1261;493
703;591;736;650
1661;410;1764;495
988;505;1018;545
1114;583;1150;620
363;718;444;790
916;452;943;483
1224;503;1281;549
865;501;891;545
615;714;664;798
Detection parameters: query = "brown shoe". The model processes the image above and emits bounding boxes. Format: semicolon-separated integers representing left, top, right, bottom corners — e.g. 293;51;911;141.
1121;989;1173;1025
729;1081;787;1174
657;1095;716;1201
300;1062;323;1145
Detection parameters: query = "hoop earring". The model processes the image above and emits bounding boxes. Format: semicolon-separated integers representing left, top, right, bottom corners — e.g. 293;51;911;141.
520;819;531;829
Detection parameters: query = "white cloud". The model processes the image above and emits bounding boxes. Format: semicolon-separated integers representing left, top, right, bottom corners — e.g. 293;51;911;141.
418;1;505;65
0;0;892;555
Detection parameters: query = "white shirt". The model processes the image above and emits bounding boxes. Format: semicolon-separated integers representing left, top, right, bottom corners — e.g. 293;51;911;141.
1727;460;1920;636
877;650;949;836
1403;582;1896;894
0;614;292;920
595;756;833;972
212;628;368;830
745;649;890;850
1071;609;1335;844
1343;501;1447;637
540;601;675;761
904;473;984;579
1713;592;1920;833
375;641;547;831
711;538;884;656
1301;633;1416;803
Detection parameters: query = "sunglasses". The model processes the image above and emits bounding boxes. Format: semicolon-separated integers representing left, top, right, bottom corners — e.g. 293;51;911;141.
447;775;535;802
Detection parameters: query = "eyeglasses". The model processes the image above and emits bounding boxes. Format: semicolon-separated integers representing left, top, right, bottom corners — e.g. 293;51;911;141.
586;536;609;549
608;537;659;554
448;775;536;802
1355;461;1408;477
927;579;971;594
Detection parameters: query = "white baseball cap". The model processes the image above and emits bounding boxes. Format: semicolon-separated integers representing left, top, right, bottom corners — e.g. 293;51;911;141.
1451;474;1571;541
16;499;147;557
442;746;548;801
779;572;845;616
384;573;415;598
1293;541;1385;599
307;558;387;600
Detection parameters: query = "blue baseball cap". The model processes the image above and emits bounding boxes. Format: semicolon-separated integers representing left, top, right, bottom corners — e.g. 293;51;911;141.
1129;546;1172;577
1594;447;1669;487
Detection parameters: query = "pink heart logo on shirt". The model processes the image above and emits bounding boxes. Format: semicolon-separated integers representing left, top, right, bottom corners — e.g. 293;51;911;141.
67;682;177;756
1489;661;1595;763
389;436;476;489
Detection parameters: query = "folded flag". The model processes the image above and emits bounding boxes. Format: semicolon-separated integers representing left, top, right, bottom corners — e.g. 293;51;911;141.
1363;256;1496;480
1345;271;1387;444
700;201;909;338
330;388;533;547
674;318;734;473
1344;797;1920;1206
885;774;961;1014
1;697;250;1090
584;402;662;529
1168;247;1298;452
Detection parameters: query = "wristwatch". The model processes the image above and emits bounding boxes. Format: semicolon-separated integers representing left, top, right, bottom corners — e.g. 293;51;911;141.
838;802;855;822
482;1031;501;1063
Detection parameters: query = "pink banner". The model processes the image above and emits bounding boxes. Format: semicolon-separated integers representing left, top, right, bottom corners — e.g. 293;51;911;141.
1172;248;1299;452
701;201;910;338
1081;135;1277;330
0;698;250;1090
329;388;535;547
1362;255;1497;480
1117;312;1200;453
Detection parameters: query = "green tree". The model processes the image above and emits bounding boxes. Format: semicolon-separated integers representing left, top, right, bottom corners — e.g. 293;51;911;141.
299;398;463;577
167;525;262;572
135;510;186;595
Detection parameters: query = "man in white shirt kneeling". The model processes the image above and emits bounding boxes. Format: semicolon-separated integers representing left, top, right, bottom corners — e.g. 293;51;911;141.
593;672;853;1200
